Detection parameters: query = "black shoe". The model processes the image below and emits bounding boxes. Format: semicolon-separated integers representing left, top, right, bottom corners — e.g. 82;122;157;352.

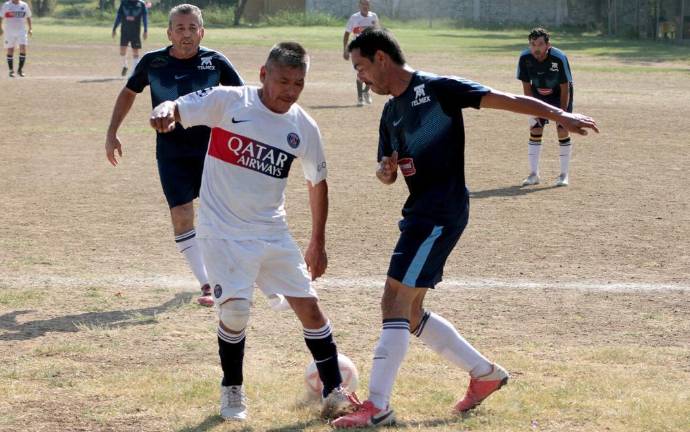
121;66;128;77
9;70;14;78
17;70;24;77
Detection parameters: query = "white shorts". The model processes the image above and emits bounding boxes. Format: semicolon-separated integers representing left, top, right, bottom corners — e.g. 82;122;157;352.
199;233;317;305
3;32;28;49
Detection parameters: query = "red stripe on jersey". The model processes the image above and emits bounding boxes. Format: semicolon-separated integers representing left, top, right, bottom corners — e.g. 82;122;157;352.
537;88;554;96
208;128;295;179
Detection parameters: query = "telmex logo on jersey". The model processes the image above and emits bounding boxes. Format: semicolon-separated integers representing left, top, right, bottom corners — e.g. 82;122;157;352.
198;56;215;70
208;128;294;178
411;84;431;107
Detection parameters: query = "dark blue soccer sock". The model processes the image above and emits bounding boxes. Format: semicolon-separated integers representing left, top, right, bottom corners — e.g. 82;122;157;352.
218;326;245;387
304;321;342;397
7;55;13;71
18;54;25;72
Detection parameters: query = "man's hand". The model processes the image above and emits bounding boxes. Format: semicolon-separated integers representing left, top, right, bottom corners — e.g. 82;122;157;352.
343;49;350;61
557;112;599;136
105;133;123;166
27;29;32;37
149;101;177;133
304;241;327;281
143;31;148;40
376;150;398;184
112;29;116;38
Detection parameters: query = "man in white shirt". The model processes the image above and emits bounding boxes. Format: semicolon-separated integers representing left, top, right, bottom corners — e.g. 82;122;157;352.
149;42;358;422
342;0;378;106
0;0;32;77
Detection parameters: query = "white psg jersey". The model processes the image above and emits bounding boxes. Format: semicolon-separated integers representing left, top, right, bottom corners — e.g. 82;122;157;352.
1;0;31;34
177;85;327;240
345;11;378;36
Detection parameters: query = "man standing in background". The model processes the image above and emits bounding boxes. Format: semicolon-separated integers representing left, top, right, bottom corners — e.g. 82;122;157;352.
0;0;32;77
342;0;378;106
112;0;148;76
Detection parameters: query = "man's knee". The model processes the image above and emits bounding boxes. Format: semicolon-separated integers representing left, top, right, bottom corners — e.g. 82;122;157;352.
218;299;251;332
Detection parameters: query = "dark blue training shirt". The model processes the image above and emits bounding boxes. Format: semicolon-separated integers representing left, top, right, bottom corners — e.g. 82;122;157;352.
127;46;244;159
516;47;572;106
113;0;148;34
378;71;490;225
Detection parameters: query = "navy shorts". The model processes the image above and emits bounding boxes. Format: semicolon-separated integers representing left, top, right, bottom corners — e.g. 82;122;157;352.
387;208;469;288
157;156;205;208
120;30;142;49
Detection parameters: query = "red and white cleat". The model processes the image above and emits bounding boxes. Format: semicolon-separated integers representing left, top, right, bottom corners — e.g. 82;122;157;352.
454;363;509;413
331;400;395;428
197;284;214;307
321;387;361;419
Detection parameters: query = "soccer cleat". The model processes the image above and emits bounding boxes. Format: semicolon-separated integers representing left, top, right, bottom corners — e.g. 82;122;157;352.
521;173;540;186
331;400;395;428
9;70;15;78
555;173;569;187
121;66;128;77
454;363;509;413
357;97;364;107
17;70;24;77
197;283;214;307
220;384;247;421
321;386;361;419
364;92;372;105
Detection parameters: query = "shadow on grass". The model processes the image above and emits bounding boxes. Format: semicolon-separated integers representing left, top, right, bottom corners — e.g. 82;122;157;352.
0;291;194;341
264;418;324;432
177;415;232;432
469;184;559;199
78;77;124;83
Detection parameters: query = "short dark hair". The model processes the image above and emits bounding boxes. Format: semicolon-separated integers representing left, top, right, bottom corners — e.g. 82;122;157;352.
266;41;310;70
347;27;406;66
168;4;203;28
528;27;550;43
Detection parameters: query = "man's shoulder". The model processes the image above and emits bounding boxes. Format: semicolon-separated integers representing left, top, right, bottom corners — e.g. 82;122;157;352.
549;47;569;62
518;48;532;60
198;46;229;61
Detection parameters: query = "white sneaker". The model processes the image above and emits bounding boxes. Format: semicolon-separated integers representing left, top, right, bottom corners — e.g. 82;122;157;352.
364;92;372;104
555;173;569;187
521;173;540;186
220;384;247;421
321;386;361;419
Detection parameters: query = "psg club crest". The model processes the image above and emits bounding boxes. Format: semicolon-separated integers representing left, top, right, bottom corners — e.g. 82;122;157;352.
287;132;301;149
214;284;223;298
195;88;211;98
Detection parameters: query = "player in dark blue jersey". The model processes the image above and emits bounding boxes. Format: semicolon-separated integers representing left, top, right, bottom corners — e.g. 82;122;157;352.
332;28;598;429
105;4;243;307
112;0;148;77
517;28;574;186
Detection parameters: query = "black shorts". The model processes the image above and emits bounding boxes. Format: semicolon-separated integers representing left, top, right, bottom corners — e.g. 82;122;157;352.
120;29;142;49
533;85;574;127
157;156;205;208
387;208;469;288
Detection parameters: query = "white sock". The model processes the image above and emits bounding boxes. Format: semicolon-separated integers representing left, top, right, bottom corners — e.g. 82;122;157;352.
528;141;542;175
368;319;410;409
175;229;208;286
132;57;139;71
121;54;127;67
414;312;492;378
559;138;572;175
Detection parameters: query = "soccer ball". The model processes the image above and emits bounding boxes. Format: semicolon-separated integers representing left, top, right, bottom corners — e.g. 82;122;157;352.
304;353;359;399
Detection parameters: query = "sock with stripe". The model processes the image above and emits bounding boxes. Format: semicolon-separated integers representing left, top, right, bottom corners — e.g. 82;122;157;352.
413;311;492;378
304;320;342;397
132;56;139;71
18;53;25;72
218;325;245;386
528;134;543;175
559;137;572;175
368;318;410;409
7;55;13;71
175;229;208;287
121;54;127;67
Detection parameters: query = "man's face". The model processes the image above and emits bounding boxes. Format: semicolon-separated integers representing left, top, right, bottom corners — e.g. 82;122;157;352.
359;0;370;15
259;63;306;114
350;48;389;95
167;13;204;57
529;36;550;62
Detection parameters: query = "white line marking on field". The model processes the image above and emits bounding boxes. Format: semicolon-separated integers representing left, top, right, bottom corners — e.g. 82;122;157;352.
1;275;688;292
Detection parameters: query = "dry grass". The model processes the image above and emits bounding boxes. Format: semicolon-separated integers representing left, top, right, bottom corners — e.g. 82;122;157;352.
1;25;689;431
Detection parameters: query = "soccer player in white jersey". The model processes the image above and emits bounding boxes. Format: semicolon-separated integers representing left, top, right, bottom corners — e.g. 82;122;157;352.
342;0;378;106
149;42;359;422
0;0;32;77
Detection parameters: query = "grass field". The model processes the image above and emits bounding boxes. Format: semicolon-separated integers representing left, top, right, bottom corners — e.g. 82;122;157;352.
0;22;689;431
